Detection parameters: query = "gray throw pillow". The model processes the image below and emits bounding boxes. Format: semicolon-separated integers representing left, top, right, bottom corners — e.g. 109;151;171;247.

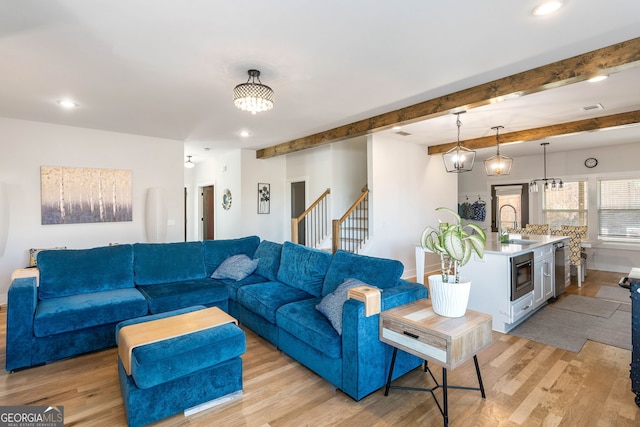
316;278;378;335
211;254;259;281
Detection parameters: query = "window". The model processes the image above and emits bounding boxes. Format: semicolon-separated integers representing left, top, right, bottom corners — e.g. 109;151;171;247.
491;184;529;231
598;178;640;242
542;181;588;228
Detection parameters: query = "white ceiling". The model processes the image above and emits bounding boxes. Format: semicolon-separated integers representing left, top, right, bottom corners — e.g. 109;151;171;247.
1;1;639;163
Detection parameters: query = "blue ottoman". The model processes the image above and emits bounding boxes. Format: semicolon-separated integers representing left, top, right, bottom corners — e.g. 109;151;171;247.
116;306;245;427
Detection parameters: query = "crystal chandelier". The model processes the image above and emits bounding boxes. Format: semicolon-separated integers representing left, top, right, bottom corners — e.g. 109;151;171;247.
529;142;563;192
442;112;475;173
233;69;274;115
484;125;513;176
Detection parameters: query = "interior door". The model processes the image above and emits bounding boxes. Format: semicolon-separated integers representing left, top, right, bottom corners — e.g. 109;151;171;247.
291;181;306;245
202;185;215;241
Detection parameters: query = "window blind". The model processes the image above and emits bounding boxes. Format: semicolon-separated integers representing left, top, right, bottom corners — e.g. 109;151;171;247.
598;178;640;240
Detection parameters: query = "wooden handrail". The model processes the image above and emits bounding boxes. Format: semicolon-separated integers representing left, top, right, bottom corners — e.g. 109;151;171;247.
332;186;369;253
338;186;368;222
296;188;330;222
291;188;331;246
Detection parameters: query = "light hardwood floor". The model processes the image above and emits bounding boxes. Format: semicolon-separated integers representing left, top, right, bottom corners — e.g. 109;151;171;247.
1;270;638;426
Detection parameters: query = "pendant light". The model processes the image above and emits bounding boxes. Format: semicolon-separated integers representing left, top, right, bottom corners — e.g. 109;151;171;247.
442;112;475;173
184;155;195;169
484;125;513;176
529;142;563;192
233;69;274;115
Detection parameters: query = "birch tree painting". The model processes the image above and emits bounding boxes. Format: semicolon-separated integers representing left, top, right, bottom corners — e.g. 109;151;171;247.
41;166;132;224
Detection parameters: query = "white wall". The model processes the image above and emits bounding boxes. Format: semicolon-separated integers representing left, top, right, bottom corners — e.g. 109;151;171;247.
331;137;368;215
367;134;457;278
459;140;640;273
0;117;184;304
240;149;287;243
286;144;333;216
184;149;286;243
284;137;367;243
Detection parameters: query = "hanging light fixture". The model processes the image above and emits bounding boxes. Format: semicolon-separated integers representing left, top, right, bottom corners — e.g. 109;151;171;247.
233;69;274;115
484;125;513;176
442;112;475;173
529;142;563;192
184;155;195;169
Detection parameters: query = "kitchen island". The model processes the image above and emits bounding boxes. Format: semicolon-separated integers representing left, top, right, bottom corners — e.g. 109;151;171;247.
460;233;569;333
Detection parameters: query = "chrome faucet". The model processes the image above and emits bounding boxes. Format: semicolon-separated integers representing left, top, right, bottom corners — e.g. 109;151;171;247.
498;204;518;231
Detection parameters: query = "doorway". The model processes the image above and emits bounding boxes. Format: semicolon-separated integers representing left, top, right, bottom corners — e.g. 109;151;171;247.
202;185;215;241
291;181;306;245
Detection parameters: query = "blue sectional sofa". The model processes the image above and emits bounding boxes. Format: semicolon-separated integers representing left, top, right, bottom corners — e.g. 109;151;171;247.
6;236;427;401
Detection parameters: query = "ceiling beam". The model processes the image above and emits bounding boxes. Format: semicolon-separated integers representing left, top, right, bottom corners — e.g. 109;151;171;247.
256;37;640;159
426;110;640;155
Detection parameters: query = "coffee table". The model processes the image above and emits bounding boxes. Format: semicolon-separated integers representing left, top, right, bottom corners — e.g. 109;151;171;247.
380;299;492;427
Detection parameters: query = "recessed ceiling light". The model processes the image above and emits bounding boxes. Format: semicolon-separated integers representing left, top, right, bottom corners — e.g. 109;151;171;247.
57;99;78;109
240;130;251;137
392;126;402;131
532;1;562;16
588;75;609;83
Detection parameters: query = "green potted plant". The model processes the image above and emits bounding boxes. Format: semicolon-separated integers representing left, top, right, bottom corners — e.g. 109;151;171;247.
420;207;487;317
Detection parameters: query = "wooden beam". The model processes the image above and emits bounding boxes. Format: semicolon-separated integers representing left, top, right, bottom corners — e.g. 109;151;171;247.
427;110;640;155
256;37;640;159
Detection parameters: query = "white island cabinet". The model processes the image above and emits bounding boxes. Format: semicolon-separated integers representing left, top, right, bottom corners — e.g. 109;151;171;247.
460;233;568;333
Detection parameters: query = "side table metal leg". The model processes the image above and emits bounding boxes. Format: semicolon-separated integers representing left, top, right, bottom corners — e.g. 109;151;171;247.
442;367;448;427
384;348;398;396
473;355;486;399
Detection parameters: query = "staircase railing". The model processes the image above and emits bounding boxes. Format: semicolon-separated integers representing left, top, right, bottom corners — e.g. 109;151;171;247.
291;188;331;249
332;186;369;254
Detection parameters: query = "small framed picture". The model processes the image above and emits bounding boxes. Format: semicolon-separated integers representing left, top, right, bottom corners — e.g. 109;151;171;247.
258;183;270;214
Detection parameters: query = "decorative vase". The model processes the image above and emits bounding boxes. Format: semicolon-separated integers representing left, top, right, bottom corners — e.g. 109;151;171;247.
428;275;471;317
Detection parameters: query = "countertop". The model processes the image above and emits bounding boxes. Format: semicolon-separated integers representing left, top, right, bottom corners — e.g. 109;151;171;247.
484;233;569;256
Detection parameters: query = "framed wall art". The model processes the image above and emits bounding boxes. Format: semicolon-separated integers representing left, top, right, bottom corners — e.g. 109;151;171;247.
258;183;270;214
40;166;133;225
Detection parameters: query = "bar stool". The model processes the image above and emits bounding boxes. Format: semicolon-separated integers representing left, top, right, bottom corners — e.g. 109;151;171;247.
561;226;587;287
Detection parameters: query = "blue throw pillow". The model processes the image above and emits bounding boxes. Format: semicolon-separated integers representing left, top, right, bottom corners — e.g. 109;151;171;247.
211;254;259;281
316;278;378;335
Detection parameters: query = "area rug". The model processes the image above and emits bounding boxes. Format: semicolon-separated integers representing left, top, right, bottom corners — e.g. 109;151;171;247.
509;294;631;353
551;294;620;318
595;285;631;304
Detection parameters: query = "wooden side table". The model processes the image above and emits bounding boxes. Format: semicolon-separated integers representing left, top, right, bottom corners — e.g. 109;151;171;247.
380;299;492;427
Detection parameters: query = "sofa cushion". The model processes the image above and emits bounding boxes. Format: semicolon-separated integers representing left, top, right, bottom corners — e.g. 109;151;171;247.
203;236;260;276
136;279;229;314
276;242;332;298
277;298;342;359
134;242;205;286
34;288;148;337
237;281;313;324
316;278;378;335
321;250;404;296
211;254;258;281
217;274;269;302
253;240;282;281
38;244;134;300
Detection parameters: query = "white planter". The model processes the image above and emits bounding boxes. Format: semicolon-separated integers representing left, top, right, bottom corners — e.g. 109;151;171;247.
428;275;471;318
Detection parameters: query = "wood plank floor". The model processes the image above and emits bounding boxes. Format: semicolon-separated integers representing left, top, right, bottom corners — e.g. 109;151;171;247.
1;270;638;426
